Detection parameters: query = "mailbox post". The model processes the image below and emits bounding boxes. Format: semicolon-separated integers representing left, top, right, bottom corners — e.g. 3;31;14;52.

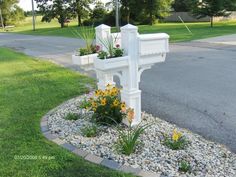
73;24;169;125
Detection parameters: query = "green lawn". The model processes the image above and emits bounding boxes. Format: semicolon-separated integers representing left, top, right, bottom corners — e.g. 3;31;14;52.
1;16;236;42
0;48;134;177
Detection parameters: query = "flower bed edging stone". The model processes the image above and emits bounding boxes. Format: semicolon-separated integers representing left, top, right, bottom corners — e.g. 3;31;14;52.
40;107;156;177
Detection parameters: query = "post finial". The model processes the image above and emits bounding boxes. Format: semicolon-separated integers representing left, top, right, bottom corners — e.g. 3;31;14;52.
95;24;111;30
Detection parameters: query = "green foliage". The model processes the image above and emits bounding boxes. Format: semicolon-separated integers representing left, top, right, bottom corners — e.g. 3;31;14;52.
71;26;95;54
70;0;92;26
35;0;73;28
98;51;108;59
0;0;25;26
65;113;80;121
0;48;134;177
179;160;191;173
115;123;150;155
90;1;107;21
97;36;124;59
113;46;124;57
172;0;192;12
80;98;92;109
81;124;98;137
118;0;173;25
79;48;90;56
191;0;236;27
164;137;188;150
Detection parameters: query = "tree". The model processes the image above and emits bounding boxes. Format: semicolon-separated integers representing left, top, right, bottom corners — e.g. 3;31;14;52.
120;0;144;23
70;0;92;26
0;0;25;26
35;0;73;28
172;0;192;12
144;0;173;25
90;1;107;20
191;0;234;27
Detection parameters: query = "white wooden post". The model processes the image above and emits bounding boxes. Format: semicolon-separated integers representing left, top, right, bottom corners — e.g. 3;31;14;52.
95;24;115;89
95;24;111;52
120;24;142;125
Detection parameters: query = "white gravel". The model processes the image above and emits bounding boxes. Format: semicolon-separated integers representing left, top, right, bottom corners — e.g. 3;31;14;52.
47;95;236;177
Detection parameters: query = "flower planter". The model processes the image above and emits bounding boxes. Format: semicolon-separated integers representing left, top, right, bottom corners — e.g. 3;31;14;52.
72;53;97;66
94;56;129;71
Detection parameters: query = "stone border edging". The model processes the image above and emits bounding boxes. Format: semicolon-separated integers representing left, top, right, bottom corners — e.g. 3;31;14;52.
40;109;158;177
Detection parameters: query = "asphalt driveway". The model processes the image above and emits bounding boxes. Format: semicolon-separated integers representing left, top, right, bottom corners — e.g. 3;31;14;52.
1;33;236;152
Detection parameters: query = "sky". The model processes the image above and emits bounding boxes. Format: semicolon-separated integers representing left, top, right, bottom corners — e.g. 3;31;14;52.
18;0;110;11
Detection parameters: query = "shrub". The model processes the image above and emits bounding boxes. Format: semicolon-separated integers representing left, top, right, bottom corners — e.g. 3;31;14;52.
64;113;80;121
97;51;108;59
85;85;127;125
179;160;191;173
113;45;124;57
163;129;188;150
115;110;151;155
81;124;98;137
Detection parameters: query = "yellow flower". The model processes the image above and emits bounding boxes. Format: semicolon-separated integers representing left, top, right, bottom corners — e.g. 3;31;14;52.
111;87;119;96
104;89;111;96
92;101;97;108
113;99;120;107
95;90;102;97
172;129;182;141
127;108;135;124
120;102;126;112
101;98;107;106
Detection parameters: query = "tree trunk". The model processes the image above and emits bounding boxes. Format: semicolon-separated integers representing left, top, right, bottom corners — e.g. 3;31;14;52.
210;17;213;27
60;22;64;28
78;15;81;26
127;11;130;24
149;12;153;25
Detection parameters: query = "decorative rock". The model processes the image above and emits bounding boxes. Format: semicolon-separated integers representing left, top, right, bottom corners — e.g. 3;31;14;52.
45;95;236;177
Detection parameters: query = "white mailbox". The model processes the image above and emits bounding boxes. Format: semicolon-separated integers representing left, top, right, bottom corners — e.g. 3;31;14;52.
138;33;169;66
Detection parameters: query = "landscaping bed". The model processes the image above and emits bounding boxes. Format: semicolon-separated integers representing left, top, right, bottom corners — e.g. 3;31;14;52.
47;94;236;177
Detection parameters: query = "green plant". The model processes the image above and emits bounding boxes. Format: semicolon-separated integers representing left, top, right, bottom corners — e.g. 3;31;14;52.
98;51;108;59
113;45;124;57
163;129;188;150
85;85;127;125
64;112;80;121
80;98;92;109
98;36;114;57
179;160;191;173
97;35;124;59
115;110;151;155
81;124;98;137
71;26;95;55
78;48;90;56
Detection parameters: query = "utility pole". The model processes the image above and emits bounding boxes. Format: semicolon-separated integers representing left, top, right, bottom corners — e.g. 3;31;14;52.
0;0;4;30
115;0;119;31
31;0;36;31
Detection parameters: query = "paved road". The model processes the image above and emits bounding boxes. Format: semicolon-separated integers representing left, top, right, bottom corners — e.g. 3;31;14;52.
1;33;236;152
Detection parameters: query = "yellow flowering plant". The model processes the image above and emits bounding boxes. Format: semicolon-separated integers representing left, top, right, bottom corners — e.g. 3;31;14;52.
163;129;188;150
81;84;127;125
